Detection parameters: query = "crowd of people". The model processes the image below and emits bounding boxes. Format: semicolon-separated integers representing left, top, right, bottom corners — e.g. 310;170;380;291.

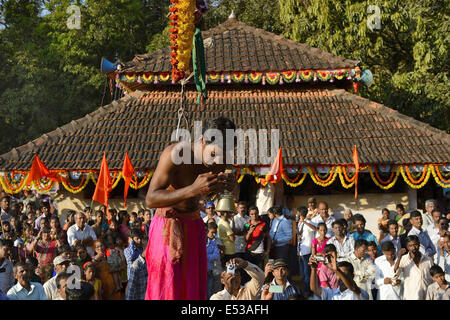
0;189;449;300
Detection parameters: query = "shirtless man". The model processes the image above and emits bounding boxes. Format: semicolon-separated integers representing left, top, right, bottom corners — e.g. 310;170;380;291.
144;116;236;300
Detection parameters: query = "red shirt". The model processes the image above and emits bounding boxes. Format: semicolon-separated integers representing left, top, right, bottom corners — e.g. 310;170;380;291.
245;221;267;250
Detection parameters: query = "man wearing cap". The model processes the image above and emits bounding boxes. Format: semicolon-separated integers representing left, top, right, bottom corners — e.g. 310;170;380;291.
210;257;264;300
43;255;71;300
203;202;219;225
261;259;302;300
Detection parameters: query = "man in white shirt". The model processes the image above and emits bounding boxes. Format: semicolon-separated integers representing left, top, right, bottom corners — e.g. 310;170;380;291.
0;239;14;294
344;239;376;299
233;201;250;259
422;199;437;231
210;258;264;300
0;196;12;223
380;220;402;256
394;235;433;300
407;210;436;258
436;233;450;282
374;241;403;300
309;253;369;300
67;212;97;257
427;210;446;253
43;255;71;300
328;219;355;262
296;207;316;296
7;262;47;300
311;202;335;238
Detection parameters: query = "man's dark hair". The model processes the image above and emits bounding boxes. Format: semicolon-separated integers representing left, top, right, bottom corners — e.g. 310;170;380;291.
431;209;442;217
405;235;420;245
354;239;368;249
65;281;94;300
0;195;10;202
58;244;72;255
367;241;377;248
317;222;327;230
396;204;405;210
387;219;398;228
248;206;259;213
270;206;282;216
296;206;308;217
0;239;13;248
237;201;247;207
25;256;39;268
56;272;71;289
402;218;411;228
40;201;50;209
324;243;337;253
381;241;395;252
129;228;144;239
337;261;354;275
430;265;445;277
207;222;218;230
13;261;29;275
352;214;366;224
410;210;422;218
203;117;236;136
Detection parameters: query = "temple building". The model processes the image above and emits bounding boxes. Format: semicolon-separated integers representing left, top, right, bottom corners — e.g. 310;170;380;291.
0;16;448;236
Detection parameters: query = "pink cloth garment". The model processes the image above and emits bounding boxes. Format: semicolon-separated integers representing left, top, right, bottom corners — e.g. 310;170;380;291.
318;263;339;289
312;237;329;270
145;207;207;300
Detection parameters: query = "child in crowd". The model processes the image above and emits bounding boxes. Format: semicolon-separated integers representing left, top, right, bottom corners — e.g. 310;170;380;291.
105;234;125;293
311;223;330;270
75;244;92;267
377;208;391;242
82;262;103;300
206;222;223;299
426;265;449;300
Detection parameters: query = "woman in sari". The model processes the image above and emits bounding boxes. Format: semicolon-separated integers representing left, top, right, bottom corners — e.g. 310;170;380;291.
92;239;121;300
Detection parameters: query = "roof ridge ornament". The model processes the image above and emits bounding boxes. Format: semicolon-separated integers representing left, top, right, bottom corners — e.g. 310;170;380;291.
228;10;237;21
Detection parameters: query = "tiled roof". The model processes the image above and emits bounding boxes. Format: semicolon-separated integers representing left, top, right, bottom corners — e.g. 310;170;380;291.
120;19;358;74
1;85;449;171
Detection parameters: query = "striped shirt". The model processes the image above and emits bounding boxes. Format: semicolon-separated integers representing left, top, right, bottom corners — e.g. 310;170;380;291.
426;282;450;300
265;279;300;300
125;255;147;300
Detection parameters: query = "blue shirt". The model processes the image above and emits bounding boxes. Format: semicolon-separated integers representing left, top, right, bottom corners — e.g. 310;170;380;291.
350;231;381;254
0;289;8;300
7;282;47;300
124;240;143;280
125;255;147;300
270;215;292;247
407;227;436;257
267;280;300;300
206;237;221;272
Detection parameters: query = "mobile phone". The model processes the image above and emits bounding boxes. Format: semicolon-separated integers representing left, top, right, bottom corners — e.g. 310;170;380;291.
268;259;274;264
269;285;284;293
226;263;236;275
315;256;326;263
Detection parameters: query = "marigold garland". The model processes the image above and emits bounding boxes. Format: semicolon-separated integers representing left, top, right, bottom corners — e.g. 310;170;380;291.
169;0;196;83
61;172;92;194
432;165;450;183
400;165;431;189
129;170;154;189
266;73;280;85
282;71;296;83
369;165;401;190
431;165;450;188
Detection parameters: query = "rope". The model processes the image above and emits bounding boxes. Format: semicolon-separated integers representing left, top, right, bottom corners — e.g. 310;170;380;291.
175;73;194;140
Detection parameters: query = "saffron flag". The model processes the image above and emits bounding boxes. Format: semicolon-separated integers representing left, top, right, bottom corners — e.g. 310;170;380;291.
353;145;360;199
122;152;135;207
92;153;112;222
260;146;284;185
26;154;65;185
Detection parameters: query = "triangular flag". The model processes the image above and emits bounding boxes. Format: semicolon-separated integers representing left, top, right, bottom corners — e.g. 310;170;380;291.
260;147;284;185
26;154;65;186
92;153;112;222
353;145;360;199
122;152;135;207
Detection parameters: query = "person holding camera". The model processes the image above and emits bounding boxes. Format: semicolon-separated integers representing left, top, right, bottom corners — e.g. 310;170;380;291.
309;252;369;300
210;257;264;300
261;259;303;300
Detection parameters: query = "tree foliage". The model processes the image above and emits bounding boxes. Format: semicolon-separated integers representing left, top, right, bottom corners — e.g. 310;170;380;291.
279;0;449;132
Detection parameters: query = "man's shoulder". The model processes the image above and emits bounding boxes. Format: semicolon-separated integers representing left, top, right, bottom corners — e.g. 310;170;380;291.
43;276;57;288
